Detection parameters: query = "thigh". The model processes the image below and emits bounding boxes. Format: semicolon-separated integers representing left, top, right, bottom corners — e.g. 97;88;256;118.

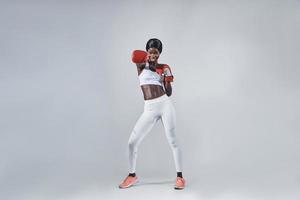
128;109;159;145
161;100;176;133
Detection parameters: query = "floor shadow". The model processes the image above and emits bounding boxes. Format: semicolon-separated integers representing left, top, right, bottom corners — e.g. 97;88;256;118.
134;180;174;187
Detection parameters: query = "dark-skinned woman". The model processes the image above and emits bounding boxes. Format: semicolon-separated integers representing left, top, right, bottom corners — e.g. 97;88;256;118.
119;39;185;190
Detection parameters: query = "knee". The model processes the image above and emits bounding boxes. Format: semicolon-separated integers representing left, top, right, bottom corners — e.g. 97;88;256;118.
128;138;137;151
168;137;178;149
166;128;178;147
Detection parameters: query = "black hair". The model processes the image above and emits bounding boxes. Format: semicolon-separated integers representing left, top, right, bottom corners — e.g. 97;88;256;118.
146;38;163;53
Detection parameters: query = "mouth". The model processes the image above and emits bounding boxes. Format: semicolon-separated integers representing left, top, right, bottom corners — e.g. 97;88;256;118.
150;57;158;61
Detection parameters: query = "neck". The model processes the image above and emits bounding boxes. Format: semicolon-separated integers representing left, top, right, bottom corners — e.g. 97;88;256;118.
147;61;158;71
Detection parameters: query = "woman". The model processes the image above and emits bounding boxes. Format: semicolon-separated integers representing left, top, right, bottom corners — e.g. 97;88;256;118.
119;38;186;190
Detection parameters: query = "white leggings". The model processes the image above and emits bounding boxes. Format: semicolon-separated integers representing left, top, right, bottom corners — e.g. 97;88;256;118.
128;94;182;173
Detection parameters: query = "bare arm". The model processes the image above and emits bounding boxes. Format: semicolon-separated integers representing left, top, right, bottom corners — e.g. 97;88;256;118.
136;63;145;75
164;80;172;96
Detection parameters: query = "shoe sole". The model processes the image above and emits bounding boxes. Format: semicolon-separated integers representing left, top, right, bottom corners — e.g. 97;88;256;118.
174;186;184;190
119;179;138;189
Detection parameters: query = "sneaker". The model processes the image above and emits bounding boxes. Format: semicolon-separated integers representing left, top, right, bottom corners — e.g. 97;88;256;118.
174;177;185;190
119;175;138;189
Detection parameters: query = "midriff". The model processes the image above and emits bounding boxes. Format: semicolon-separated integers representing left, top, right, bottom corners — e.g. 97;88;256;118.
141;84;165;100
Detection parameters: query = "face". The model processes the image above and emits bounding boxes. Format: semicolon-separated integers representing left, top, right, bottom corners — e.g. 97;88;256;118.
147;48;160;62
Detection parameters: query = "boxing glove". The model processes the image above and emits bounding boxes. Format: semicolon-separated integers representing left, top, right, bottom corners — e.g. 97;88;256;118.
155;64;174;82
131;50;148;63
163;65;174;82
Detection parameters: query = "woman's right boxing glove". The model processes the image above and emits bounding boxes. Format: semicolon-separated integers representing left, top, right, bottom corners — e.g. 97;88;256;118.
131;50;148;63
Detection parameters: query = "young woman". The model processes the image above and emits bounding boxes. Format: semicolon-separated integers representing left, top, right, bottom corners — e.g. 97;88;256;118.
119;38;186;190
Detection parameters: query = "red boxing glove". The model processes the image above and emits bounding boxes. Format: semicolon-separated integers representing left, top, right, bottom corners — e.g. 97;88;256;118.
162;65;174;82
131;50;148;63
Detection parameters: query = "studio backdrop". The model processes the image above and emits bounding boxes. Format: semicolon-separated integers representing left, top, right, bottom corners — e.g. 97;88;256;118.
0;0;299;200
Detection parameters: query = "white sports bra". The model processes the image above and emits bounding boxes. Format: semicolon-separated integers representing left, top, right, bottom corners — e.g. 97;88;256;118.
139;68;162;86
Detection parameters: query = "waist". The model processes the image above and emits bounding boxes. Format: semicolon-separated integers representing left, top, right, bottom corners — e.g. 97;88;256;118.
144;94;169;105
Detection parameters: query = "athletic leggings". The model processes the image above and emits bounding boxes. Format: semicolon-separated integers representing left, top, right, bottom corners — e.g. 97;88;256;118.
128;94;182;173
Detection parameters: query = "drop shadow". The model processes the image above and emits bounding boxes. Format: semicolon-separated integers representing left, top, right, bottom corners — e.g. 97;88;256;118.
134;180;174;187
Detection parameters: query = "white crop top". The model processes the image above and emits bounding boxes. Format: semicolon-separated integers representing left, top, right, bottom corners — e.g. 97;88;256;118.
139;68;162;86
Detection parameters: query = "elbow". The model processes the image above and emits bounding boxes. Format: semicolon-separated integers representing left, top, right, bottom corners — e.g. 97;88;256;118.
166;90;172;96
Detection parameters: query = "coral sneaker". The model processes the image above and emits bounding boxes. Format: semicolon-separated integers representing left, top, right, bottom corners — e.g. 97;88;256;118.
119;175;138;189
174;177;186;190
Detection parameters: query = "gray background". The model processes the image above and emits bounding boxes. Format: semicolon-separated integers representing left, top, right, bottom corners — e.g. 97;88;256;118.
0;0;299;199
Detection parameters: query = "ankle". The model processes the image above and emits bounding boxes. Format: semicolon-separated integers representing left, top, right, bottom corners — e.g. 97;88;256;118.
128;173;136;177
177;172;183;178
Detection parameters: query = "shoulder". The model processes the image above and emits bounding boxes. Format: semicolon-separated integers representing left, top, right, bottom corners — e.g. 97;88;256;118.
157;64;172;71
157;63;170;68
